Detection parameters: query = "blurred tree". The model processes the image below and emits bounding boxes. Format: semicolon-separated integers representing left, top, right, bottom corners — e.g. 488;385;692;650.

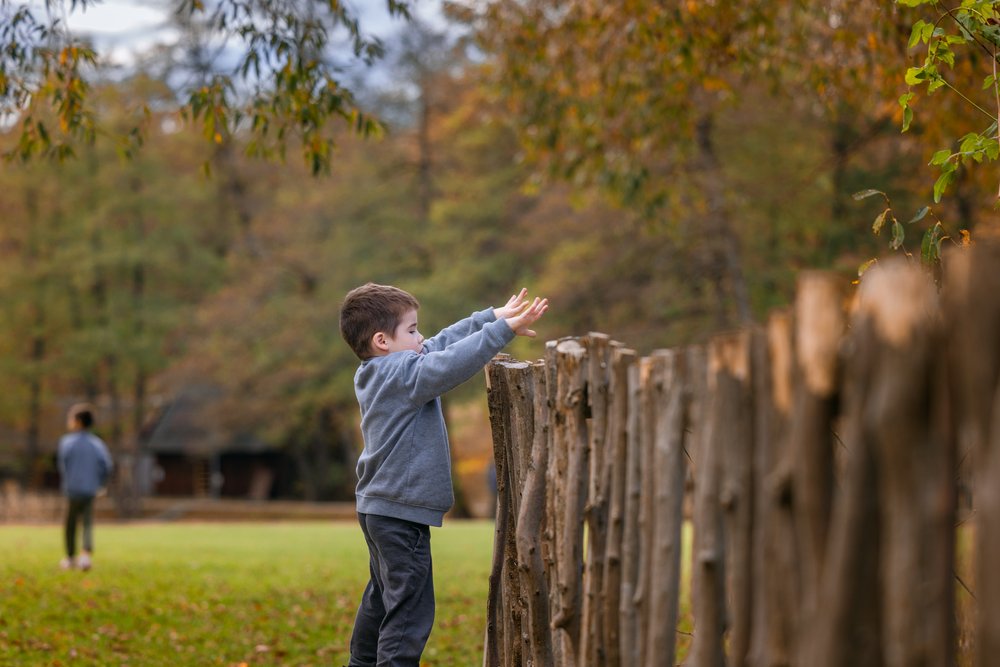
0;0;410;173
0;75;226;494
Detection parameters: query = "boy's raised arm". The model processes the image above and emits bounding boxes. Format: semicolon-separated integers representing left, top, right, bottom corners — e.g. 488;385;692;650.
421;288;534;353
405;295;549;404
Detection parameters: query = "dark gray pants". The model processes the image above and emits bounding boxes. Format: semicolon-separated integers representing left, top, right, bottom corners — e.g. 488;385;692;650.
348;513;435;667
64;496;94;558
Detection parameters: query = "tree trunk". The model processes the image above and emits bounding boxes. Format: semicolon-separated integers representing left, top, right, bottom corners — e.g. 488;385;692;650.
694;111;752;326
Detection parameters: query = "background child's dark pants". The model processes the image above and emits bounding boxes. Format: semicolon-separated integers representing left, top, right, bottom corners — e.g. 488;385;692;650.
65;496;94;557
349;513;434;667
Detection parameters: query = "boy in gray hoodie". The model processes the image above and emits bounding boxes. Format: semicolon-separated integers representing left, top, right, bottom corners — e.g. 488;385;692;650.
339;283;547;667
57;403;113;571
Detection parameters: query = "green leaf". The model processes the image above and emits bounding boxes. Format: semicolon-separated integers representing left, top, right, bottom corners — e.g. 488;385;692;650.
909;20;928;48
903;106;914;132
852;188;884;201
921;222;944;266
905;66;926;85
873;208;892;235
933;169;955;203
929;149;951;166
890;220;905;250
906;206;930;224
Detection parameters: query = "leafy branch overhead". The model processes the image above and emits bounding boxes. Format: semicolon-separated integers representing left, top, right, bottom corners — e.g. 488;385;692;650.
0;0;411;173
898;0;1000;201
852;187;965;273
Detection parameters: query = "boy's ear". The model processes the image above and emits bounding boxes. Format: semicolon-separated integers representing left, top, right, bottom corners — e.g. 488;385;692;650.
371;331;390;353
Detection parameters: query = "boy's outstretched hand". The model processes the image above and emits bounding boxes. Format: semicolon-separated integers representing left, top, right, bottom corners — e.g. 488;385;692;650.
494;288;531;320
497;289;548;337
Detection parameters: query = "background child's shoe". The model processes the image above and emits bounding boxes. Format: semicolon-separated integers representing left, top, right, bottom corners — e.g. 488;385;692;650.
59;557;74;570
77;552;92;571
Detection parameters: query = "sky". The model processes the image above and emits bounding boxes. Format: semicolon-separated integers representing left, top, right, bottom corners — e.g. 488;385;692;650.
61;0;445;67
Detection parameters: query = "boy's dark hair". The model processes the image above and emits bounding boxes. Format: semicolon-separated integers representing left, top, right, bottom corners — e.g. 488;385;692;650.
69;403;95;429
340;283;420;360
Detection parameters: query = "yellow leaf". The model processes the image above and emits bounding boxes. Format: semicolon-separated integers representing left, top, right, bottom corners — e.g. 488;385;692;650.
214;132;222;144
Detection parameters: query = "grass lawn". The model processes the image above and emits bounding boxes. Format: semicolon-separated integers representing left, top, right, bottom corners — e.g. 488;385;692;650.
0;520;494;666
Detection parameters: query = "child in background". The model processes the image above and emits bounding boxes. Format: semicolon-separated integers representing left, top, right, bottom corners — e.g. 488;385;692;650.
339;284;547;666
58;403;113;571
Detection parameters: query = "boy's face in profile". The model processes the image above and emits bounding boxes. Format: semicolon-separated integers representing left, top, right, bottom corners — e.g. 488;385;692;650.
380;308;424;355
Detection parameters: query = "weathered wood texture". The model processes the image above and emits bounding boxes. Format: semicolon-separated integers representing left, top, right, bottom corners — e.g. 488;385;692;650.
482;247;995;666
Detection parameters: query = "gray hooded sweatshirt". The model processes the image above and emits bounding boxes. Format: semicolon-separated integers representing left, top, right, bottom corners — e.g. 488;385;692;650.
58;431;113;498
353;308;515;526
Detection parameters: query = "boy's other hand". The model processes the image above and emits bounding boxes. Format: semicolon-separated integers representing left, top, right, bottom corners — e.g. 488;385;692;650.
494;288;530;320
504;295;549;337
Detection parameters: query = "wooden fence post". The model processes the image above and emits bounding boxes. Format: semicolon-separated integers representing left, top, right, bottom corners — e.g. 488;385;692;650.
485;358;536;667
942;238;1000;667
790;272;846;623
866;261;954;667
643;350;688;667
804;270;883;667
602;346;637;667
485;355;515;667
582;334;612;667
620;359;643;666
634;356;656;665
551;338;589;667
748;313;798;667
687;335;736;667
717;331;755;667
516;360;555;667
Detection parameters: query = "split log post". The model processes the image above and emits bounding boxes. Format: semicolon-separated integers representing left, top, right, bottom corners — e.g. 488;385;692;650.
682;343;708;657
942;238;1000;667
485;355;516;667
643;350;688;667
633;356;657;665
619;360;643;666
790;272;846;622
582;333;613;667
516;360;555;667
747;312;798;667
551;338;589;666
715;331;755;667
602;345;637;667
686;336;732;667
805;272;885;667
501;359;538;665
864;260;954;666
544;340;565;667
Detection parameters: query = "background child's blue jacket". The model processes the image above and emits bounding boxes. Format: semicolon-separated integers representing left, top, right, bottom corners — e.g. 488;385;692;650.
58;432;113;498
353;308;515;526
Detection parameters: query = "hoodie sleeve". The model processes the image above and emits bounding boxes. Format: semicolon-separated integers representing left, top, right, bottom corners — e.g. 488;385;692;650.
421;307;497;353
401;317;515;405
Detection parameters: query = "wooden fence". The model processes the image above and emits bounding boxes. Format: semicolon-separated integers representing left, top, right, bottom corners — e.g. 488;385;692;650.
482;238;1000;667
